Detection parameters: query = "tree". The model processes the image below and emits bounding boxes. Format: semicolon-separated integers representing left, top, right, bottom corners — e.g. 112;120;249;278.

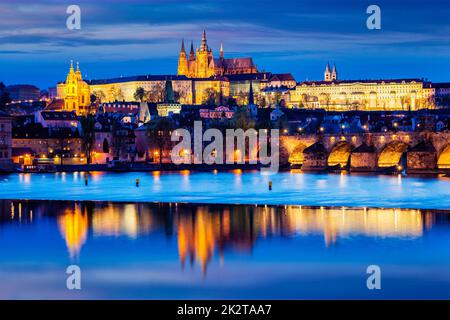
146;117;175;165
423;94;436;110
232;106;255;130
147;83;165;102
80;115;96;167
274;92;282;107
226;97;237;107
108;86;124;102
203;88;220;106
87;94;97;115
134;87;146;102
257;94;266;108
236;90;248;106
92;90;106;103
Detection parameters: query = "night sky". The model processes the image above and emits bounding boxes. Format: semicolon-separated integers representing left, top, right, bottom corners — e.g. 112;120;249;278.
1;0;450;90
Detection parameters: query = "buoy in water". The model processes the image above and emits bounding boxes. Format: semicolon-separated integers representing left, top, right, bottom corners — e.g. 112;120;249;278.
268;181;272;191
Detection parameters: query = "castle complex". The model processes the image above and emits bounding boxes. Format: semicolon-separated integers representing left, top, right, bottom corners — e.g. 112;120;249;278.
55;32;442;115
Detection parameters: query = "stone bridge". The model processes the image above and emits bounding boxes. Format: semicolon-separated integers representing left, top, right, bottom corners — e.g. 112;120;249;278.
280;132;450;172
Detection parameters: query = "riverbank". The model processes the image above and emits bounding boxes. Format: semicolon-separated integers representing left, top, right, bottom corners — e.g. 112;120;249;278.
5;161;450;175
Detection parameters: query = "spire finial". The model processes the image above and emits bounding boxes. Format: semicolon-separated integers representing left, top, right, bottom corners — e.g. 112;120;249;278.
200;30;207;51
76;61;80;71
70;59;74;70
181;39;185;52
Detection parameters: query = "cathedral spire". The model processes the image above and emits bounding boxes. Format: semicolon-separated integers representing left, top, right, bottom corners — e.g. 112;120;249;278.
220;42;224;60
200;30;208;51
189;40;195;61
248;80;254;105
177;40;188;76
69;60;74;72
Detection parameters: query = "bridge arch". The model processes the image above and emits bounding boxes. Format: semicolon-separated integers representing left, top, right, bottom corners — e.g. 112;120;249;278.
437;144;450;169
327;141;352;167
377;141;409;168
288;143;307;165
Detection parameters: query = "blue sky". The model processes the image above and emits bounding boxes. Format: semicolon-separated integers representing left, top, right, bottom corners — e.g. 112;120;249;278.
1;0;450;89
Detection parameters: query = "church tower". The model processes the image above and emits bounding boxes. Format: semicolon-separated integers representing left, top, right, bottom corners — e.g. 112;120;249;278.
177;40;189;76
195;30;214;78
331;64;338;81
64;60;79;112
324;63;332;82
189;41;195;61
63;61;90;115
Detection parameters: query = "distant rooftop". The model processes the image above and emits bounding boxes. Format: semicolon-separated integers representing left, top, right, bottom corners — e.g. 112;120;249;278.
86;75;190;85
299;78;426;86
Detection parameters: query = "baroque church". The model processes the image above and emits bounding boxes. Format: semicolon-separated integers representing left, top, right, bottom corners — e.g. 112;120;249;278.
177;31;258;78
56;61;90;115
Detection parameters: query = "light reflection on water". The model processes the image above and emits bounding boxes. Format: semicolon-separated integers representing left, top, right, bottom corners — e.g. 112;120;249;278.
0;200;449;299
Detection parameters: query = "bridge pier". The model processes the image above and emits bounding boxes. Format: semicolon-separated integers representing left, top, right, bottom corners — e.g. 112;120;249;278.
302;142;328;171
350;143;377;172
407;141;437;173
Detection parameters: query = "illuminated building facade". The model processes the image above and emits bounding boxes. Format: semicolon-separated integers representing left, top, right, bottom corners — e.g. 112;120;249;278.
12;126;84;165
56;61;91;115
289;67;435;111
177;31;258;78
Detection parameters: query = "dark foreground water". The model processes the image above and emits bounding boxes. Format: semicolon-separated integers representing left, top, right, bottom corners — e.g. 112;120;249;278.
0;200;449;299
0;171;450;209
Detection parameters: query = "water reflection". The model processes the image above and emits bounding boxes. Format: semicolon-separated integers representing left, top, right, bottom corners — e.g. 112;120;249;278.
57;207;88;258
1;200;447;274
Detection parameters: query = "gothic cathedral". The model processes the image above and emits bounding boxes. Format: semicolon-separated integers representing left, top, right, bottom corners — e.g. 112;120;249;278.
177;31;258;78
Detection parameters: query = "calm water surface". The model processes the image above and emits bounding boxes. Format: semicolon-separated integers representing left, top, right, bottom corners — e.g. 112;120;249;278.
0;200;449;299
1;172;449;299
0;171;450;209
